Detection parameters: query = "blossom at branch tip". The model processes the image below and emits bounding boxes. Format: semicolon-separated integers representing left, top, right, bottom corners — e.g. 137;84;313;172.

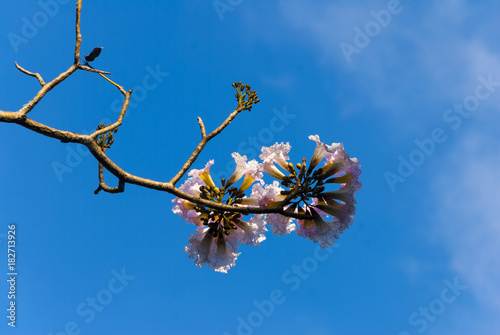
303;135;361;242
315;139;361;231
175;134;361;272
322;147;362;192
316;182;358;231
258;135;362;247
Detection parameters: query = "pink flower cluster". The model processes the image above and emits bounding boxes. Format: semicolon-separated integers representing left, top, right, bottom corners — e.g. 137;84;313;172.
172;135;361;272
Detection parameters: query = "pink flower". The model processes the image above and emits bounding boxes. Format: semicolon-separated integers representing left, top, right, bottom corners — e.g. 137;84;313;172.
226;153;263;191
250;182;296;236
185;227;240;273
177;134;361;271
259;142;292;180
260;142;291;171
184;215;267;272
172;160;215;226
293;199;339;248
307;135;341;171
260;135;362;247
232;215;268;246
296;218;340;248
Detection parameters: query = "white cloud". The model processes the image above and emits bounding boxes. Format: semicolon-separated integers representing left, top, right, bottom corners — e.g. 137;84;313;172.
432;130;500;311
271;0;500;119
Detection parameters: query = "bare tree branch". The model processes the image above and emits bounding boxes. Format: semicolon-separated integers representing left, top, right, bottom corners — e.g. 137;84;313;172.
15;62;46;86
169;106;245;186
0;110;88;143
18;65;78;116
0;0;313;220
94;148;125;194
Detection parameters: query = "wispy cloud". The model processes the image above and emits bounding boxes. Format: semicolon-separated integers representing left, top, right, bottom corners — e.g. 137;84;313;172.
262;0;500;120
431;129;500;331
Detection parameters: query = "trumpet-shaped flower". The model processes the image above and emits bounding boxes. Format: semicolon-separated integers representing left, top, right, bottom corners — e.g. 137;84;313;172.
184;215;267;272
172;160;214;226
260;142;291;171
185;227;240;273
296;216;340;248
226;153;263;191
307;134;341;172
295;199;340;248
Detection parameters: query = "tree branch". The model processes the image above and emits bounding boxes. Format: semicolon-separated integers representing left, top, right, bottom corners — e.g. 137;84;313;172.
0;108;310;219
197;117;206;138
74;0;82;65
94;148;125;194
78;64;111;75
18;65;78;116
15;62;45;86
1;0;313;221
169;106;244;186
0;110;88;143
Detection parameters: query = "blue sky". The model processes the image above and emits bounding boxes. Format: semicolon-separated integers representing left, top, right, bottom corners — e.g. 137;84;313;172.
1;0;500;334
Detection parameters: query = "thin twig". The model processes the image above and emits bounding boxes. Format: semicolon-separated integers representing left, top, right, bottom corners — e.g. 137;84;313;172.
18;65;78;116
15;62;45;86
97;73;128;95
169;106;244;186
90;89;132;138
81;62;126;94
197;117;206;138
78;65;111;75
